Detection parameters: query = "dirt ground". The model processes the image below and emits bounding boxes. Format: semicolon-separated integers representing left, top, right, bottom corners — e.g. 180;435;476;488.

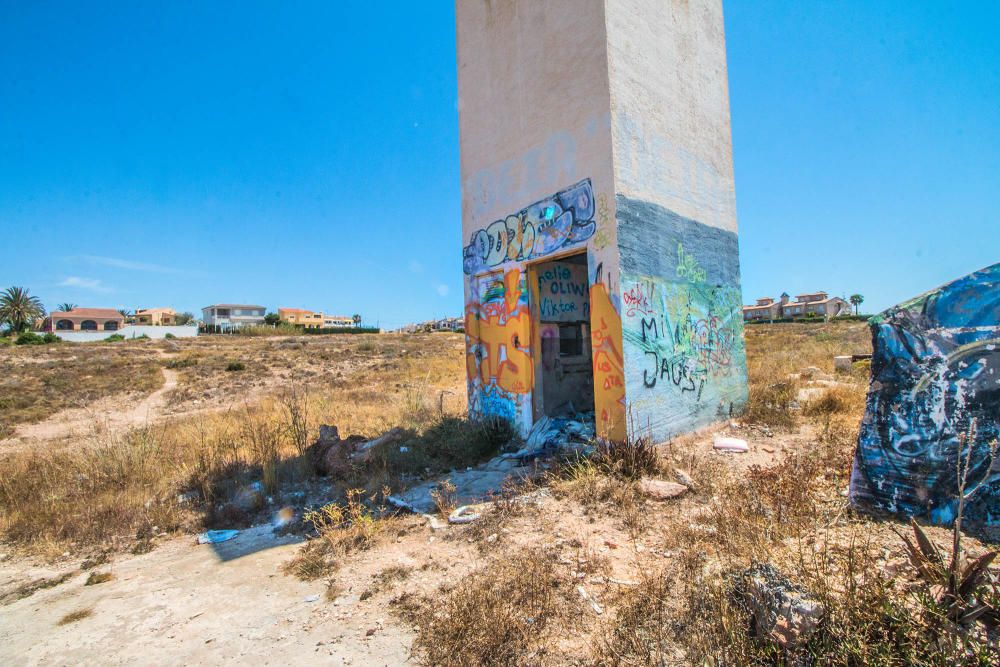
2;325;993;664
0;427;794;665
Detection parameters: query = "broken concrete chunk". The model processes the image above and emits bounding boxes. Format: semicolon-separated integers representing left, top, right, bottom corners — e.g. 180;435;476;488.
833;355;853;373
733;562;824;650
638;478;688;500
713;436;748;453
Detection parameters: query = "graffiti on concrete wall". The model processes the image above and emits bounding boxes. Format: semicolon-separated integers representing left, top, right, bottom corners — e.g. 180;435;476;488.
536;262;589;322
617;196;747;442
466;268;534;432
590;265;626;442
850;263;1000;529
463;179;597;275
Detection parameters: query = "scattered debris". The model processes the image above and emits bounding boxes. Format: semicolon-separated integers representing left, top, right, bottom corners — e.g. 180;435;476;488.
350;427;406;463
303;594;320;603
197;529;239;545
733;562;825;650
576;585;603;615
448;505;481;524
306;424;368;476
638;478;688;500
508;414;596;460
713;436;748;453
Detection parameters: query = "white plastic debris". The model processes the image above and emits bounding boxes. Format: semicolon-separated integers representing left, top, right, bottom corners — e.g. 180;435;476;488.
448;505;481;524
713;436;749;453
576;585;604;615
303;594;320;603
197;529;239;544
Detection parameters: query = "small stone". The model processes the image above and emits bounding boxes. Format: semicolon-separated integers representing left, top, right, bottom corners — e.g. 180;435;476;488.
638;478;688;500
673;468;696;489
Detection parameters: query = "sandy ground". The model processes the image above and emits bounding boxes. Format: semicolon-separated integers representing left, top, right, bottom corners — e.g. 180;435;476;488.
2;367;179;447
0;422;798;666
0;525;417;665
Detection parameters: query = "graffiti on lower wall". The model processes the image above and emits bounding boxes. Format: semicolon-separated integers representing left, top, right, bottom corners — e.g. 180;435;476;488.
850;263;1000;528
617;195;747;442
466;267;534;434
463;179;597;275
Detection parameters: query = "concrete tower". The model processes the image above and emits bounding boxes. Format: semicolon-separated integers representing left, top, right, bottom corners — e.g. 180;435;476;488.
458;0;747;443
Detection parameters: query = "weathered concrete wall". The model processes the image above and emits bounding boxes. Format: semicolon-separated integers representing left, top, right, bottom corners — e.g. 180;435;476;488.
457;0;623;438
458;0;745;442
606;0;747;441
54;325;199;342
850;263;1000;530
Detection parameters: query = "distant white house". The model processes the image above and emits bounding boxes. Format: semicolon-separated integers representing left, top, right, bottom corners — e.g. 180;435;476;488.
201;304;266;331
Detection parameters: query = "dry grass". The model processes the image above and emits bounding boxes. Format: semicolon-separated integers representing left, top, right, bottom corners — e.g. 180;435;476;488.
741;320;870;430
0;333;467;556
0;343;163;437
411;548;587;666
57;607;93;625
283;488;398;581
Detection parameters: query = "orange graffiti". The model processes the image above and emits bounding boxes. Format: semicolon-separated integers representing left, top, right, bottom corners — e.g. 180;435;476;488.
465;268;534;395
503;268;523;315
590;282;626;441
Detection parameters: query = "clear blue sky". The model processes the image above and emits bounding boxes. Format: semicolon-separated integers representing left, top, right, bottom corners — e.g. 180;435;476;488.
1;1;996;328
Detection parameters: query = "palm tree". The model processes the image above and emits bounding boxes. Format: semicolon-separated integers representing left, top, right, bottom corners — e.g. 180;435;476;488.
118;308;134;324
0;286;45;334
849;294;864;316
56;302;77;313
352;314;362;327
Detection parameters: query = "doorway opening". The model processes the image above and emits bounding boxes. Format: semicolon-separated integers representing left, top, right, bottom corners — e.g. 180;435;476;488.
531;252;595;424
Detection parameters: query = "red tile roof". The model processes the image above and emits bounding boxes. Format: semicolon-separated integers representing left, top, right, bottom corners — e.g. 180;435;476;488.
51;308;123;319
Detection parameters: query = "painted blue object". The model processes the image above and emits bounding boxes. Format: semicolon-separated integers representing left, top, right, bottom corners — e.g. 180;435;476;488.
849;263;1000;530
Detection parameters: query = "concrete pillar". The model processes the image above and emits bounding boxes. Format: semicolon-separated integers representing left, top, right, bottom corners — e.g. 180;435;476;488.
458;0;747;443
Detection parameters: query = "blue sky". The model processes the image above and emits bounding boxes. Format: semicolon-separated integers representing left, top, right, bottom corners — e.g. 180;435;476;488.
1;1;996;328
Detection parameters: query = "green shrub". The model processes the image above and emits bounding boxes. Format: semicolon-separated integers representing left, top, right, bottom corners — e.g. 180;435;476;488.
104;334;125;342
226;361;246;372
15;332;44;345
164;333;176;340
41;332;60;344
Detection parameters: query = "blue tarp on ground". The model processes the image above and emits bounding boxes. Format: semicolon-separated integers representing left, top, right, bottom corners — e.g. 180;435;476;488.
849;263;1000;530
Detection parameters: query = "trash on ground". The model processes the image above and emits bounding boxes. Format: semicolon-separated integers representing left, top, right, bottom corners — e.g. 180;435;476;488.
197;529;239;545
713;436;749;453
448;505;481;524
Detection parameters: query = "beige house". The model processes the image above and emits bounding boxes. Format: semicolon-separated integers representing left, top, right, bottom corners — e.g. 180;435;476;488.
279;308;355;329
135;308;176;326
743;292;851;321
47;307;125;331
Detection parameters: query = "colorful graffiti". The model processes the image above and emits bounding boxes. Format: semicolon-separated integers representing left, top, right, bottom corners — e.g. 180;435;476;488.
463;179;597;275
850;263;1000;529
591;274;626;441
536;262;589;322
617;195;747;442
465;268;534;433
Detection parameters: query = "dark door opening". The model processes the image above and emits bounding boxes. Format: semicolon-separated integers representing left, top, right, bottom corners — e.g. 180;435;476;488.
532;253;595;422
